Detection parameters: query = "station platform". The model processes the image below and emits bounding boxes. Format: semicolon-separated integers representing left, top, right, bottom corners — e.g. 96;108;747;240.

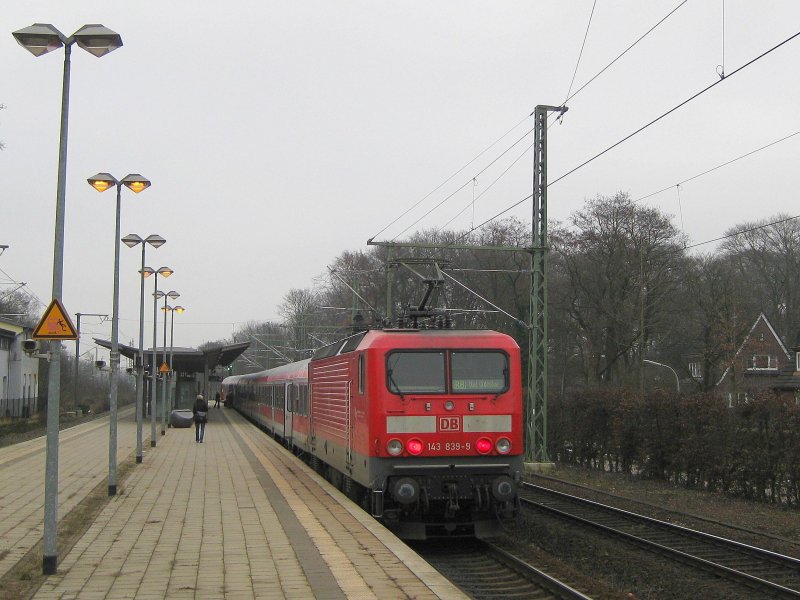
0;405;467;599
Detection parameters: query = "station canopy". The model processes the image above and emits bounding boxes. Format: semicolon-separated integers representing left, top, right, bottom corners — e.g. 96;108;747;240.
93;339;250;374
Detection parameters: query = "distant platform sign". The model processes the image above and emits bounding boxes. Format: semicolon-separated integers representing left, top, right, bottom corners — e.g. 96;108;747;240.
33;298;78;340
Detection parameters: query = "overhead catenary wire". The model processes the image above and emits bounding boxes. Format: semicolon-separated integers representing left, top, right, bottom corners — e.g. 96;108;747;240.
635;129;800;203
562;0;598;107
440;140;535;232
449;28;800;245
549;28;800;188
685;214;800;250
389;127;534;241
560;0;690;109
375;2;689;244
440;270;527;328
370;114;532;241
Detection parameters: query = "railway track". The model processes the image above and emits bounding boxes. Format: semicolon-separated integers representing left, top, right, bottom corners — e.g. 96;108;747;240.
522;482;800;599
412;539;592;600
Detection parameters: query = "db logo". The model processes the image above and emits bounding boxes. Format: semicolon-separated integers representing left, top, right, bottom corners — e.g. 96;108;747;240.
438;416;460;431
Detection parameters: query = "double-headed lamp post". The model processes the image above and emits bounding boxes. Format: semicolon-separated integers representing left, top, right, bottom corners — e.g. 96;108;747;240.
162;304;185;414
122;234;165;464
159;291;180;434
88;173;150;496
13;22;122;576
142;267;173;446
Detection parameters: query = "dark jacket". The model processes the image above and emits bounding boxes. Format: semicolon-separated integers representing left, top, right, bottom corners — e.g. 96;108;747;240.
193;397;209;421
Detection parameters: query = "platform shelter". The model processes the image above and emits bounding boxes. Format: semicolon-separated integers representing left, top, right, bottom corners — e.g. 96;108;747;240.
94;339;249;409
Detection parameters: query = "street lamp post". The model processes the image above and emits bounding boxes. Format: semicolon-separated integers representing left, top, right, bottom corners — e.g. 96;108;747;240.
160;291;179;434
168;306;185;410
161;303;183;416
643;359;681;393
144;268;173;446
12;22;122;575
122;234;165;464
88;173;150;496
74;312;108;412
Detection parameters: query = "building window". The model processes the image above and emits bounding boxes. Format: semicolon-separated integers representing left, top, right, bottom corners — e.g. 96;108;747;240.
747;355;777;370
689;362;702;379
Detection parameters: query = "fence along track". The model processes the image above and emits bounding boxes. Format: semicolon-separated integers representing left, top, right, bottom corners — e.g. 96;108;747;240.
522;482;800;599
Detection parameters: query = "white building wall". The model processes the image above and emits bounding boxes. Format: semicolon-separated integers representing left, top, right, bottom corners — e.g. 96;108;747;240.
0;322;39;417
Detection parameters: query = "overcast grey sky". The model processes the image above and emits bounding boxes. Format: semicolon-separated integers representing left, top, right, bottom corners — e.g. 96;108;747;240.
2;1;799;361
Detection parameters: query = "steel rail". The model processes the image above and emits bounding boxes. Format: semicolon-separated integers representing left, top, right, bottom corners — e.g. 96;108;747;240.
522;482;800;599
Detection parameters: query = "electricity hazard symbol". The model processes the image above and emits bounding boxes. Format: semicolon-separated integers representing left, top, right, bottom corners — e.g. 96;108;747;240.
33;299;78;340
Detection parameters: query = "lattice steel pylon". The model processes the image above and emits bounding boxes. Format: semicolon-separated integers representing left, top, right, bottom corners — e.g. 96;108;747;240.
527;104;566;463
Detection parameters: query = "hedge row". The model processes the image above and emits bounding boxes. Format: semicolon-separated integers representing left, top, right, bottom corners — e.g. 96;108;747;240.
548;389;800;506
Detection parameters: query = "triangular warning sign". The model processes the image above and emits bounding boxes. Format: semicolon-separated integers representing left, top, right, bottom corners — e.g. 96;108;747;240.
159;362;170;373
32;299;78;340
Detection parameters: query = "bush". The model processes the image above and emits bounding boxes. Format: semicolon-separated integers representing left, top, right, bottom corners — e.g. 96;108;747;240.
548;388;800;506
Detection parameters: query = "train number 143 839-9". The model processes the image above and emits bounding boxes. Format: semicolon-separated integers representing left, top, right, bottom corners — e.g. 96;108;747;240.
427;442;471;452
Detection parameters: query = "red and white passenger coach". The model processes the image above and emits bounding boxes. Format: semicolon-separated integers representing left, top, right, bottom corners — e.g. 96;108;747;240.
223;327;523;539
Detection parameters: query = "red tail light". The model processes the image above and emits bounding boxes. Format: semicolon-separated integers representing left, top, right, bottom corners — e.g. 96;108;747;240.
407;438;424;455
476;437;493;454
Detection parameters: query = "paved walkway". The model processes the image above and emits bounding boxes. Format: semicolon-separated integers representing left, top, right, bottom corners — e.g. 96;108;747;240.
0;406;139;579
30;407;467;599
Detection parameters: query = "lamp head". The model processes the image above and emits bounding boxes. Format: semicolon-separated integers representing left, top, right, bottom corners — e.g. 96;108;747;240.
173;306;186;314
140;267;156;278
12;24;66;57
166;291;180;300
122;234;143;248
145;234;166;249
121;174;151;194
157;267;173;278
72;24;123;58
88;172;118;193
154;291;166;299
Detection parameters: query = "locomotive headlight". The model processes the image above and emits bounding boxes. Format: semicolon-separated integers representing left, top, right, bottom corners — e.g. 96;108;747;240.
392;477;420;504
406;438;424;455
476;437;492;454
387;439;404;456
495;437;512;454
444;400;455;411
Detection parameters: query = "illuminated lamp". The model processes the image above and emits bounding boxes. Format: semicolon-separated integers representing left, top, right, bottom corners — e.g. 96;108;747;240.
476;437;493;454
406;438;424;455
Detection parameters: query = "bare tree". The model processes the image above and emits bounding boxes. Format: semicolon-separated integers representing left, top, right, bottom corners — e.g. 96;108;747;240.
278;288;322;359
554;192;686;386
720;214;800;342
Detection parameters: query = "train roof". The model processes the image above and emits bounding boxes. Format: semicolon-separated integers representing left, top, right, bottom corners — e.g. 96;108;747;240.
224;358;310;384
311;328;518;361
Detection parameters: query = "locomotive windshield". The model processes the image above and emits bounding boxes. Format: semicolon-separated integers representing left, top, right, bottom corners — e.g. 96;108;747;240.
451;351;507;393
387;352;446;393
386;350;508;394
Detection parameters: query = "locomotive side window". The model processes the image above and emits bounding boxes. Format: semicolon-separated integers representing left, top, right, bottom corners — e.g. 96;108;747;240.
387;351;446;393
451;351;508;393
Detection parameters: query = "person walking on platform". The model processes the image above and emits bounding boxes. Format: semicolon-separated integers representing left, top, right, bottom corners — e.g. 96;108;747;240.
193;394;209;443
214;391;221;408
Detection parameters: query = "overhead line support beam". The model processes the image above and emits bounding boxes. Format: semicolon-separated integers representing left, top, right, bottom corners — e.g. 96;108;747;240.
528;104;566;466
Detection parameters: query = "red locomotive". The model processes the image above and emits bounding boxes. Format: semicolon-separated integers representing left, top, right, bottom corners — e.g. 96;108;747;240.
223;327;523;539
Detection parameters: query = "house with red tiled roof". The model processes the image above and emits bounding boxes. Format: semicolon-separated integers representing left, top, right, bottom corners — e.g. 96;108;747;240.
715;312;795;405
